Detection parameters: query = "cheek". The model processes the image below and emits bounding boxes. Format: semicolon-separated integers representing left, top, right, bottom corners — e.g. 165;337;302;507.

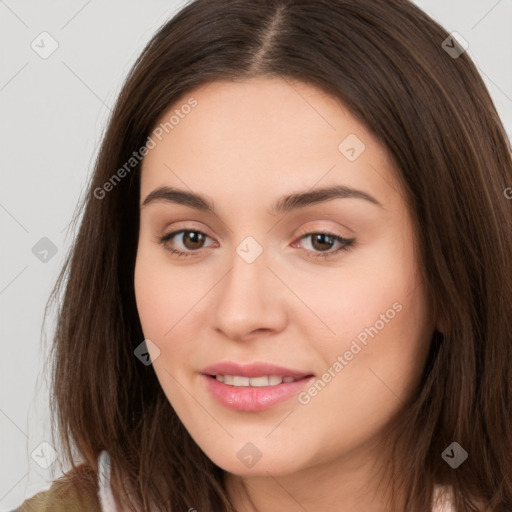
292;292;430;462
293;227;430;399
134;243;182;343
134;242;214;362
281;229;420;347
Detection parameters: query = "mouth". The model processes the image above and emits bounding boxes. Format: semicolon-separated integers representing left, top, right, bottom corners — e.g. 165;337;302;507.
206;374;309;386
201;371;315;411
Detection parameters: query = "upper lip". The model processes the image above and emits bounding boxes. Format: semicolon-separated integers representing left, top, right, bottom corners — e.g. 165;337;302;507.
201;362;313;379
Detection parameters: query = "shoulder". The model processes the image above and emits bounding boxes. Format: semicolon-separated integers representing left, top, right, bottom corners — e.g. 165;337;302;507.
13;463;101;512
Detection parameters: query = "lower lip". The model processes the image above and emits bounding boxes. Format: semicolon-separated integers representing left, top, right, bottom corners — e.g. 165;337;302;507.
202;374;314;411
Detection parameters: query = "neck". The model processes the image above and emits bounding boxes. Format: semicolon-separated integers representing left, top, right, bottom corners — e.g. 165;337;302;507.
224;435;404;512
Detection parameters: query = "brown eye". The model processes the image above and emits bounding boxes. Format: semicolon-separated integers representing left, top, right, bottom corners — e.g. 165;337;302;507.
310;233;337;252
159;230;214;257
294;231;356;259
180;231;206;250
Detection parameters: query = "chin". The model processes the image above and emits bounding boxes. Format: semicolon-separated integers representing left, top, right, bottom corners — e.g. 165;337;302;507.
199;442;311;477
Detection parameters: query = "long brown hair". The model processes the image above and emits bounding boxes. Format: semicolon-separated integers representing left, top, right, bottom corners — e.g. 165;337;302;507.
44;0;512;510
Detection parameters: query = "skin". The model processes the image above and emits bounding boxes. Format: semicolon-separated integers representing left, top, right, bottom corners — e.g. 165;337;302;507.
134;77;435;512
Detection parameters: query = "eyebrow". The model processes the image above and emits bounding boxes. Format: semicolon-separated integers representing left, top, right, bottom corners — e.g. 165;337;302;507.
141;184;383;215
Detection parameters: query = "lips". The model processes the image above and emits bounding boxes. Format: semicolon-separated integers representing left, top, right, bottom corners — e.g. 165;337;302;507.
201;361;312;379
200;361;314;411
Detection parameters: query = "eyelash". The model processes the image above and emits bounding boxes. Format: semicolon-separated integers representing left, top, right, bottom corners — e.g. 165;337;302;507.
157;229;356;260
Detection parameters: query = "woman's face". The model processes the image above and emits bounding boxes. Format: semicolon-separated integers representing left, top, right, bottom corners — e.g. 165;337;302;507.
134;77;434;478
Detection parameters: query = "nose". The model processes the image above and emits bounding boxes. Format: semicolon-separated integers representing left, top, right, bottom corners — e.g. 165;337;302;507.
211;243;288;341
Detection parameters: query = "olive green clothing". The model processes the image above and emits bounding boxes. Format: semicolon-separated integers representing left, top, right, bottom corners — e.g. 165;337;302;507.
13;465;101;512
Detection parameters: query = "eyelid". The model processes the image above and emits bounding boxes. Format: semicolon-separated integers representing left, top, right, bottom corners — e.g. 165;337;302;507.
293;223;352;241
160;221;216;241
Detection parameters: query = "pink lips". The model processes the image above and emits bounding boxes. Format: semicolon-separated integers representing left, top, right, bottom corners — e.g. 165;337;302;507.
201;361;312;379
201;361;314;412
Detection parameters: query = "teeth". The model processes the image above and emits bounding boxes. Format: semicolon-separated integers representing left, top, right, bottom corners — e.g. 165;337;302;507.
233;376;250;386
215;375;301;387
248;376;269;387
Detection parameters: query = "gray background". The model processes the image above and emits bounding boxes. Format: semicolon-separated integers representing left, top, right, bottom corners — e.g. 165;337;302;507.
1;1;511;509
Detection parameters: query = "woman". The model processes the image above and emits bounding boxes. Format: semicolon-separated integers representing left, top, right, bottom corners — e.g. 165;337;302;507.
15;0;512;510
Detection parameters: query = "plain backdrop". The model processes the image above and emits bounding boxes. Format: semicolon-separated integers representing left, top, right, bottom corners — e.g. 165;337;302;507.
1;0;511;509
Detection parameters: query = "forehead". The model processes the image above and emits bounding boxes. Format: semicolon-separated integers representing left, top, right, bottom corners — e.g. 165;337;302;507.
140;77;402;210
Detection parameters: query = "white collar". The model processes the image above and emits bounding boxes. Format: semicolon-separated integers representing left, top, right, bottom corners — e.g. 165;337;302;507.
97;450;118;512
